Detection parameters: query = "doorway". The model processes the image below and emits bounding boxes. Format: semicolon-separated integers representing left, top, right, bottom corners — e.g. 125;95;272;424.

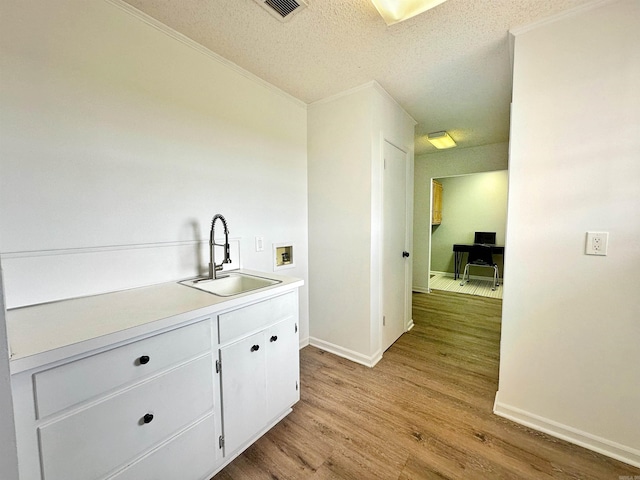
428;171;508;298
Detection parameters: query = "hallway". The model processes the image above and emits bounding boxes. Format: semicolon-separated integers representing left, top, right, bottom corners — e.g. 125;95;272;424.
214;291;639;479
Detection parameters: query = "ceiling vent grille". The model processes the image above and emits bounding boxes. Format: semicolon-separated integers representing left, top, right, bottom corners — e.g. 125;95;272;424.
253;0;308;22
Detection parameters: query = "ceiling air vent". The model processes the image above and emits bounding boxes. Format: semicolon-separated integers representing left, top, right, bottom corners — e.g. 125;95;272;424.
253;0;308;22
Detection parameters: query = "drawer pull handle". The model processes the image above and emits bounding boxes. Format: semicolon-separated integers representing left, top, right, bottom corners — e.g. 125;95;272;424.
270;335;278;342
250;345;260;352
143;413;154;424
139;355;150;365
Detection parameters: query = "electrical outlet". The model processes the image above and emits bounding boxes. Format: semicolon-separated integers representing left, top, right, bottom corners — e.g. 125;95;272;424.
255;236;264;252
585;232;608;256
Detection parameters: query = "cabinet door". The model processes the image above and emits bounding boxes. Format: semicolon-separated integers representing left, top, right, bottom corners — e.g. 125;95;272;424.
432;180;443;225
265;318;300;421
219;332;267;455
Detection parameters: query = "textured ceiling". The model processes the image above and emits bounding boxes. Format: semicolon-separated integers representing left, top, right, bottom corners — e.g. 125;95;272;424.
123;0;593;155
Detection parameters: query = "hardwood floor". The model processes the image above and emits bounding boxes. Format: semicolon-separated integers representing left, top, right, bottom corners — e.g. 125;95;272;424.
213;290;640;479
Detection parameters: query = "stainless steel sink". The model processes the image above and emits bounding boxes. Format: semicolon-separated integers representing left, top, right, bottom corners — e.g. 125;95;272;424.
179;272;281;297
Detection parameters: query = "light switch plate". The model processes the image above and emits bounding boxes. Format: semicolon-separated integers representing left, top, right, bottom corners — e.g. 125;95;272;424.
255;236;264;252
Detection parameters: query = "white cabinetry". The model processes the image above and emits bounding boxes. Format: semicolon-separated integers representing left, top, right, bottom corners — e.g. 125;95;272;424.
265;318;300;421
218;291;300;457
9;278;302;480
39;356;214;480
219;331;267;454
12;319;220;480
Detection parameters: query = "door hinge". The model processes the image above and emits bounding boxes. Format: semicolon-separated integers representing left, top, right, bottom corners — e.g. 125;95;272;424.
219;435;224;449
296;381;299;391
383;315;386;326
295;323;298;333
215;359;221;373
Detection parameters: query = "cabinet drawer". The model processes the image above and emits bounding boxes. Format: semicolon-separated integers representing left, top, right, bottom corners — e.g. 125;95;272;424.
218;292;295;344
107;414;218;480
38;355;214;480
34;320;212;418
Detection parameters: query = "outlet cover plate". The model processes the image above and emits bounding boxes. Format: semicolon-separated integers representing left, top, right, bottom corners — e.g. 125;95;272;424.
585;232;608;256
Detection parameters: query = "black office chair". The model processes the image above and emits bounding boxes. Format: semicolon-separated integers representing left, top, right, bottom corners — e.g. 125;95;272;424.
460;244;500;290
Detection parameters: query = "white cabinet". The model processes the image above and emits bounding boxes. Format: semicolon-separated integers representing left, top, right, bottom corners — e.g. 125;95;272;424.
220;331;267;454
39;356;214;480
218;292;300;457
10;281;301;480
12;319;220;480
265;318;300;421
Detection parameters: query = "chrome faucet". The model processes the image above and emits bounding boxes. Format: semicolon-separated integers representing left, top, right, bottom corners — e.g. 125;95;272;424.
209;214;231;279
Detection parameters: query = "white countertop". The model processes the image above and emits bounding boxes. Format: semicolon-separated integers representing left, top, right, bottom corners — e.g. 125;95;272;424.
7;270;303;374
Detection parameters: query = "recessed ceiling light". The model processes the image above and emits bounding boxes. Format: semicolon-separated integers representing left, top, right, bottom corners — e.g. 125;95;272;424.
371;0;449;26
426;131;457;149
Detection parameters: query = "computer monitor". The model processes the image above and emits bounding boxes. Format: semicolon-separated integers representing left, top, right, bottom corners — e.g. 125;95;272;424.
474;231;496;244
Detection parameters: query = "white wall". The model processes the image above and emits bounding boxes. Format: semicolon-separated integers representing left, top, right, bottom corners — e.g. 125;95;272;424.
307;82;415;365
413;143;509;291
495;0;640;467
0;0;309;340
308;86;373;358
430;171;508;275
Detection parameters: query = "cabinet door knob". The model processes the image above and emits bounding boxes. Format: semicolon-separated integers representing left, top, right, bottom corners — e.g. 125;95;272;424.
143;413;154;424
270;335;278;342
250;344;260;352
139;355;150;365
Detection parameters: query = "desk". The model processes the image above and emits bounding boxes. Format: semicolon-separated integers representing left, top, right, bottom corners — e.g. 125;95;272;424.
453;244;505;280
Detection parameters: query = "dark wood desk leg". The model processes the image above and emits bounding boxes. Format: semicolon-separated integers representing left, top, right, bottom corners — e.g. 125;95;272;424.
456;252;465;280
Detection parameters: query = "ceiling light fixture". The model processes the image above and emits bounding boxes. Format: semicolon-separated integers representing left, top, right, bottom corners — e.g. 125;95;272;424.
426;131;457;149
371;0;449;26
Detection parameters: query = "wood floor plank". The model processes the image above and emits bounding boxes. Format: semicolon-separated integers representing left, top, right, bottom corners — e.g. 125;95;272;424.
213;290;640;479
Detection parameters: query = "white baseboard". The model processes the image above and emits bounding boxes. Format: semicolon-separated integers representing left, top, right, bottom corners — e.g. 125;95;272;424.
412;286;430;294
430;270;453;278
494;397;640;469
431;271;504;283
299;336;310;349
308;337;382;368
406;319;415;331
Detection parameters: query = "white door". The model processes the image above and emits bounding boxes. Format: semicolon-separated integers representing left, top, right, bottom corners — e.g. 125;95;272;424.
219;332;267;455
382;141;408;352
